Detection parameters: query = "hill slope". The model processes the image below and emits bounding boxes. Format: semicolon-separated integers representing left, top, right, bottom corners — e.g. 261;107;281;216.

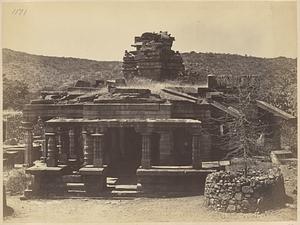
181;52;296;83
3;48;296;91
3;48;122;91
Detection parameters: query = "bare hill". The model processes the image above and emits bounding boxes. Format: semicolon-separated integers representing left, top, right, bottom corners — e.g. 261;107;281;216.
3;48;122;92
3;48;296;91
180;52;296;83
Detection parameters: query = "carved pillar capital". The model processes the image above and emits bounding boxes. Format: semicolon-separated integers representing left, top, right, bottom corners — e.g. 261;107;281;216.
191;127;202;136
95;127;107;134
22;121;33;130
136;127;153;136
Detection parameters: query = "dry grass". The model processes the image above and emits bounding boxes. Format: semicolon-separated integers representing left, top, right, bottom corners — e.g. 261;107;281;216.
126;76;200;95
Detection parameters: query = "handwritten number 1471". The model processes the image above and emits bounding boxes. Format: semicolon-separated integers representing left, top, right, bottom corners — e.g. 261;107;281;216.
12;8;27;16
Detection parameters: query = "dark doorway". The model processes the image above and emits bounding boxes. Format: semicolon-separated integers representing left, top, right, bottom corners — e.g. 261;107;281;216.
151;133;160;166
105;128;142;179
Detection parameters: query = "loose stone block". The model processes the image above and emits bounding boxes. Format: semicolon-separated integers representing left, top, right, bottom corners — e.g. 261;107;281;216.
234;192;243;201
242;186;254;194
242;199;250;208
226;204;236;213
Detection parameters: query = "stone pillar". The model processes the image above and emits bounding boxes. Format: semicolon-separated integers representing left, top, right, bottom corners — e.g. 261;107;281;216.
158;130;174;165
3;120;7;141
272;118;282;150
91;133;104;167
119;128;125;156
207;74;218;89
110;128;119;160
40;139;47;163
153;133;161;166
192;132;202;169
141;131;152;169
79;128;107;196
57;127;68;164
201;133;211;161
69;128;76;160
22;122;33;166
46;132;58;167
82;129;93;165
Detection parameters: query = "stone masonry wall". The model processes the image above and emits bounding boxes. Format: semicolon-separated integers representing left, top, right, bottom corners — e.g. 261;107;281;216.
23;103;171;121
204;167;286;213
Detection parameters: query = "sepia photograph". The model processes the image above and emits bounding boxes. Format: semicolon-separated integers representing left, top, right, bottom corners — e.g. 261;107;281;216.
1;1;298;223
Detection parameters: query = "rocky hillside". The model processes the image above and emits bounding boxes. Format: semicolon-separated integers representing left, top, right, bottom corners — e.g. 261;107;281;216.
3;48;296;91
180;52;297;84
2;48;122;92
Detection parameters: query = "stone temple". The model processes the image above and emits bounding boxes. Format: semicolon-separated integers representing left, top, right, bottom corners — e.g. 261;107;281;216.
122;31;185;80
22;32;296;198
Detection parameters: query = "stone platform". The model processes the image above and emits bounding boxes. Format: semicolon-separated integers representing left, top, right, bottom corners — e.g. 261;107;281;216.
25;165;68;198
79;166;108;196
24;164;108;198
137;166;215;194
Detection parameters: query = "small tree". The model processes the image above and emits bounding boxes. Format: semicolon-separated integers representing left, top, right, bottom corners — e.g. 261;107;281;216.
3;75;30;110
218;76;267;176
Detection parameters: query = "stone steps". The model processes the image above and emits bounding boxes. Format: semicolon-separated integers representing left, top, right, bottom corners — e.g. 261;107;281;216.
111;190;140;197
65;177;87;196
66;182;85;191
63;172;87;196
115;184;137;191
62;174;140;198
111;183;140;197
66;189;87;197
107;177;118;185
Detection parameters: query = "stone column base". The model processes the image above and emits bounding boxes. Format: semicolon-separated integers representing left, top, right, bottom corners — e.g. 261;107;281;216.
137;167;214;194
79;166;107;196
25;165;68;198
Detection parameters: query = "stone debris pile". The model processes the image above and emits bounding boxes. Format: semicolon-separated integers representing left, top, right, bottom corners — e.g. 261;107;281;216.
204;167;286;213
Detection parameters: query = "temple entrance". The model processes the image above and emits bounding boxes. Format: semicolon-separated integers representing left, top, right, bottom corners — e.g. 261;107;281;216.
173;128;192;165
105;128;142;181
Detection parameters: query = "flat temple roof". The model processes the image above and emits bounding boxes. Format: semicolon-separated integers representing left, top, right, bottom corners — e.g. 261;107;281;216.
46;118;201;129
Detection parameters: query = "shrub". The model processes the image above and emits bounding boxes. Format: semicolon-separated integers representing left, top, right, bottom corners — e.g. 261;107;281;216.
3;110;24;142
4;168;32;195
226;157;273;174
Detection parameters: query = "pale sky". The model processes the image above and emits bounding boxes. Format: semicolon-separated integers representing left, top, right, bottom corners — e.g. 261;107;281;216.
2;1;297;61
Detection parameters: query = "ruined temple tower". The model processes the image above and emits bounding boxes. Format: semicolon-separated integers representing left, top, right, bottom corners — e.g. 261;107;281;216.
122;31;185;80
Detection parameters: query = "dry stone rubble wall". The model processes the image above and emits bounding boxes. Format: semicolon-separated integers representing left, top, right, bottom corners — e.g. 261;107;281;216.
204;167;286;213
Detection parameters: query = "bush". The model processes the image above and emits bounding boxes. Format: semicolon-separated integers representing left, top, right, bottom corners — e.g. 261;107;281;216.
3;111;24;142
227;157;273;174
3;75;30;110
4;168;32;195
